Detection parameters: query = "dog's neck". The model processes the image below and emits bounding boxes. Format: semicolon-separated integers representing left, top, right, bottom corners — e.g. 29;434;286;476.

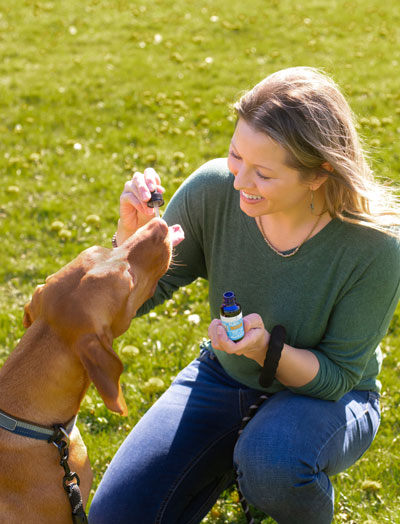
0;320;90;427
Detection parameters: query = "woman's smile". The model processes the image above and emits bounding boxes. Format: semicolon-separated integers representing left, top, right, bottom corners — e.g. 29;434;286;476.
240;190;264;202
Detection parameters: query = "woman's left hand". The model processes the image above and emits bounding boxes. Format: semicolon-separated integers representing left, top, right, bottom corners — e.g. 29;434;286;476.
208;314;270;367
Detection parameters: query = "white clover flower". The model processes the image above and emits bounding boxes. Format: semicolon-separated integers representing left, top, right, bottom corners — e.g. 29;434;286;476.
188;314;201;325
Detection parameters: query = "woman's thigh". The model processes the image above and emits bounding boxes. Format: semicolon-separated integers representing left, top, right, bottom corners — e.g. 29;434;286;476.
89;350;261;524
234;389;380;524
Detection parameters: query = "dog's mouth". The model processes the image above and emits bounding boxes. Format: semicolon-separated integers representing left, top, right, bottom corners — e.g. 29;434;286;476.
168;224;185;248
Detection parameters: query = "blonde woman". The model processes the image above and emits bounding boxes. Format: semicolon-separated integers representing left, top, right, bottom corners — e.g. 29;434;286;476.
90;68;400;524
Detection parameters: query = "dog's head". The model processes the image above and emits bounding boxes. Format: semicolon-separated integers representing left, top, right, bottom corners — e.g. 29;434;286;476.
23;218;184;415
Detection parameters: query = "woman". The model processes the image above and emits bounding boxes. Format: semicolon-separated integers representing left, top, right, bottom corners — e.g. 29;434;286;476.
89;67;400;524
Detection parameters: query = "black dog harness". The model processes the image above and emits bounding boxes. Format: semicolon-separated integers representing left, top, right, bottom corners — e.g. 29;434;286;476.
0;408;88;524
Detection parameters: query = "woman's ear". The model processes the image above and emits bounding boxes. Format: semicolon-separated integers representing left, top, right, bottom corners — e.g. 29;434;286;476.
310;162;333;191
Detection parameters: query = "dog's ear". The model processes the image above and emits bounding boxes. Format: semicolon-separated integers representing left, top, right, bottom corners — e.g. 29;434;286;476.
75;329;128;416
23;284;45;329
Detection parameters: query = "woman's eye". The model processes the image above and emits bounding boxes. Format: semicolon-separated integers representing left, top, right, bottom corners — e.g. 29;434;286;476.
229;150;270;180
229;149;241;160
256;171;270;180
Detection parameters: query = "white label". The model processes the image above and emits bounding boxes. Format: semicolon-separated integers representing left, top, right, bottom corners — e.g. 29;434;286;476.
220;312;244;341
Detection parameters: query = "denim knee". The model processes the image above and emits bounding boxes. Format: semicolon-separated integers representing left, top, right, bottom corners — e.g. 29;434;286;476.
234;426;298;505
232;390;379;524
234;427;332;497
233;426;333;524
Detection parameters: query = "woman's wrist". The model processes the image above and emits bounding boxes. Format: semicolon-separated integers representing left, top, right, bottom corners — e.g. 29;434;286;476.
254;329;270;367
113;219;136;247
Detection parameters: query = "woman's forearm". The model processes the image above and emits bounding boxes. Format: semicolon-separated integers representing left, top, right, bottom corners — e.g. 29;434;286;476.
209;315;320;389
275;344;320;387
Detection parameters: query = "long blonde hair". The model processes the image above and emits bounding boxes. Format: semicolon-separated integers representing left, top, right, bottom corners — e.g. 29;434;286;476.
234;67;399;234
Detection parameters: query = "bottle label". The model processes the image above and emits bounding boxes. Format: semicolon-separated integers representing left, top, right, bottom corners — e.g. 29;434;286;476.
220;312;244;341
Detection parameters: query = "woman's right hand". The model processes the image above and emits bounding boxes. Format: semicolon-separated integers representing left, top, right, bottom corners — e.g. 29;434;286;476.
116;167;165;244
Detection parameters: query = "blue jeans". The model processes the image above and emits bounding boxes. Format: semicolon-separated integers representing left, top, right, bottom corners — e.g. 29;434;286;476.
89;348;380;524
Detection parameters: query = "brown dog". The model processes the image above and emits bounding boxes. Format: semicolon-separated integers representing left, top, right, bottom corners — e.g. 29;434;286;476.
0;218;184;524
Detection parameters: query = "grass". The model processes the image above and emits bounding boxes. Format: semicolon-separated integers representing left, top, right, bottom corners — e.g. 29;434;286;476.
0;0;399;522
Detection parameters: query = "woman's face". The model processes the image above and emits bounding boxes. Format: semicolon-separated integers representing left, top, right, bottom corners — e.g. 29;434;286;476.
228;118;313;219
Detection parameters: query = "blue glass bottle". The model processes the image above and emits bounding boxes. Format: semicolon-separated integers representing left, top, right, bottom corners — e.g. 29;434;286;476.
220;291;244;342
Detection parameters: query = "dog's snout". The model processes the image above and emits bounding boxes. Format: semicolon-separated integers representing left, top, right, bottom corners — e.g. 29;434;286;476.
148;217;169;238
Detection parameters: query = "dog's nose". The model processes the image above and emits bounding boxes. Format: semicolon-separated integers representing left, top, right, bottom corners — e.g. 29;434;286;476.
169;224;184;247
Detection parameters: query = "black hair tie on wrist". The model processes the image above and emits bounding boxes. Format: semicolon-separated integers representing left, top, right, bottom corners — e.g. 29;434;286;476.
259;325;286;388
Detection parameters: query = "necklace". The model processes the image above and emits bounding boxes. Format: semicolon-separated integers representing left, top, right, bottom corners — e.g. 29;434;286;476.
257;213;323;258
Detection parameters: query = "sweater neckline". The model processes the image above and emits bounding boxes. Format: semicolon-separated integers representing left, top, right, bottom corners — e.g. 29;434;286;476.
242;210;342;260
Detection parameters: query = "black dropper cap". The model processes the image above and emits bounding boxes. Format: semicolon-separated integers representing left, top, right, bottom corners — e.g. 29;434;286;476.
147;191;165;208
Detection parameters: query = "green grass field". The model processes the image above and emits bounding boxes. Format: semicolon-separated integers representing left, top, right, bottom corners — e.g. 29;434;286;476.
0;0;399;522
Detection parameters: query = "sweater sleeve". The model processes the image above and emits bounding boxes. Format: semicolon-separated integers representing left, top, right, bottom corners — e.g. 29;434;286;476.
289;233;400;401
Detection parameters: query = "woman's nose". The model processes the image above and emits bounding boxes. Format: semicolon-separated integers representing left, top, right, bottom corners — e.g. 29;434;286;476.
233;164;252;190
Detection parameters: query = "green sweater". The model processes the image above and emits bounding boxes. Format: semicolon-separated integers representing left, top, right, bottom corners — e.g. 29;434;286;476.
138;159;400;401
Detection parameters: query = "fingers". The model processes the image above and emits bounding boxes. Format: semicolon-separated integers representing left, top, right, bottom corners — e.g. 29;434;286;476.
133;168;163;205
120;180;151;217
209;314;265;347
208;318;237;351
120;168;165;219
208;313;268;361
242;313;265;331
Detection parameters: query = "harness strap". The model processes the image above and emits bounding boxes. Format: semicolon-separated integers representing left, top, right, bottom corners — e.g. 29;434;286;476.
0;407;76;441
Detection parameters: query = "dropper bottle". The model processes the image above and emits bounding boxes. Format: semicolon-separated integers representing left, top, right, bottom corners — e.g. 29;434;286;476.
147;191;165;217
220;291;245;342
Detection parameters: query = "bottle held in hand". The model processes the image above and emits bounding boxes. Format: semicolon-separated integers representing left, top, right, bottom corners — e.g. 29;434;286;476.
220;291;244;342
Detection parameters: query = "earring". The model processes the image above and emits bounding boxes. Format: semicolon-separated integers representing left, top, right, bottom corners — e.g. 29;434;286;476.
310;190;315;214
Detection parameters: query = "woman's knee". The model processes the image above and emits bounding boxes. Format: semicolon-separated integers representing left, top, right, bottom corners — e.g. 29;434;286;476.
234;428;334;524
232;393;340;522
233;426;296;505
